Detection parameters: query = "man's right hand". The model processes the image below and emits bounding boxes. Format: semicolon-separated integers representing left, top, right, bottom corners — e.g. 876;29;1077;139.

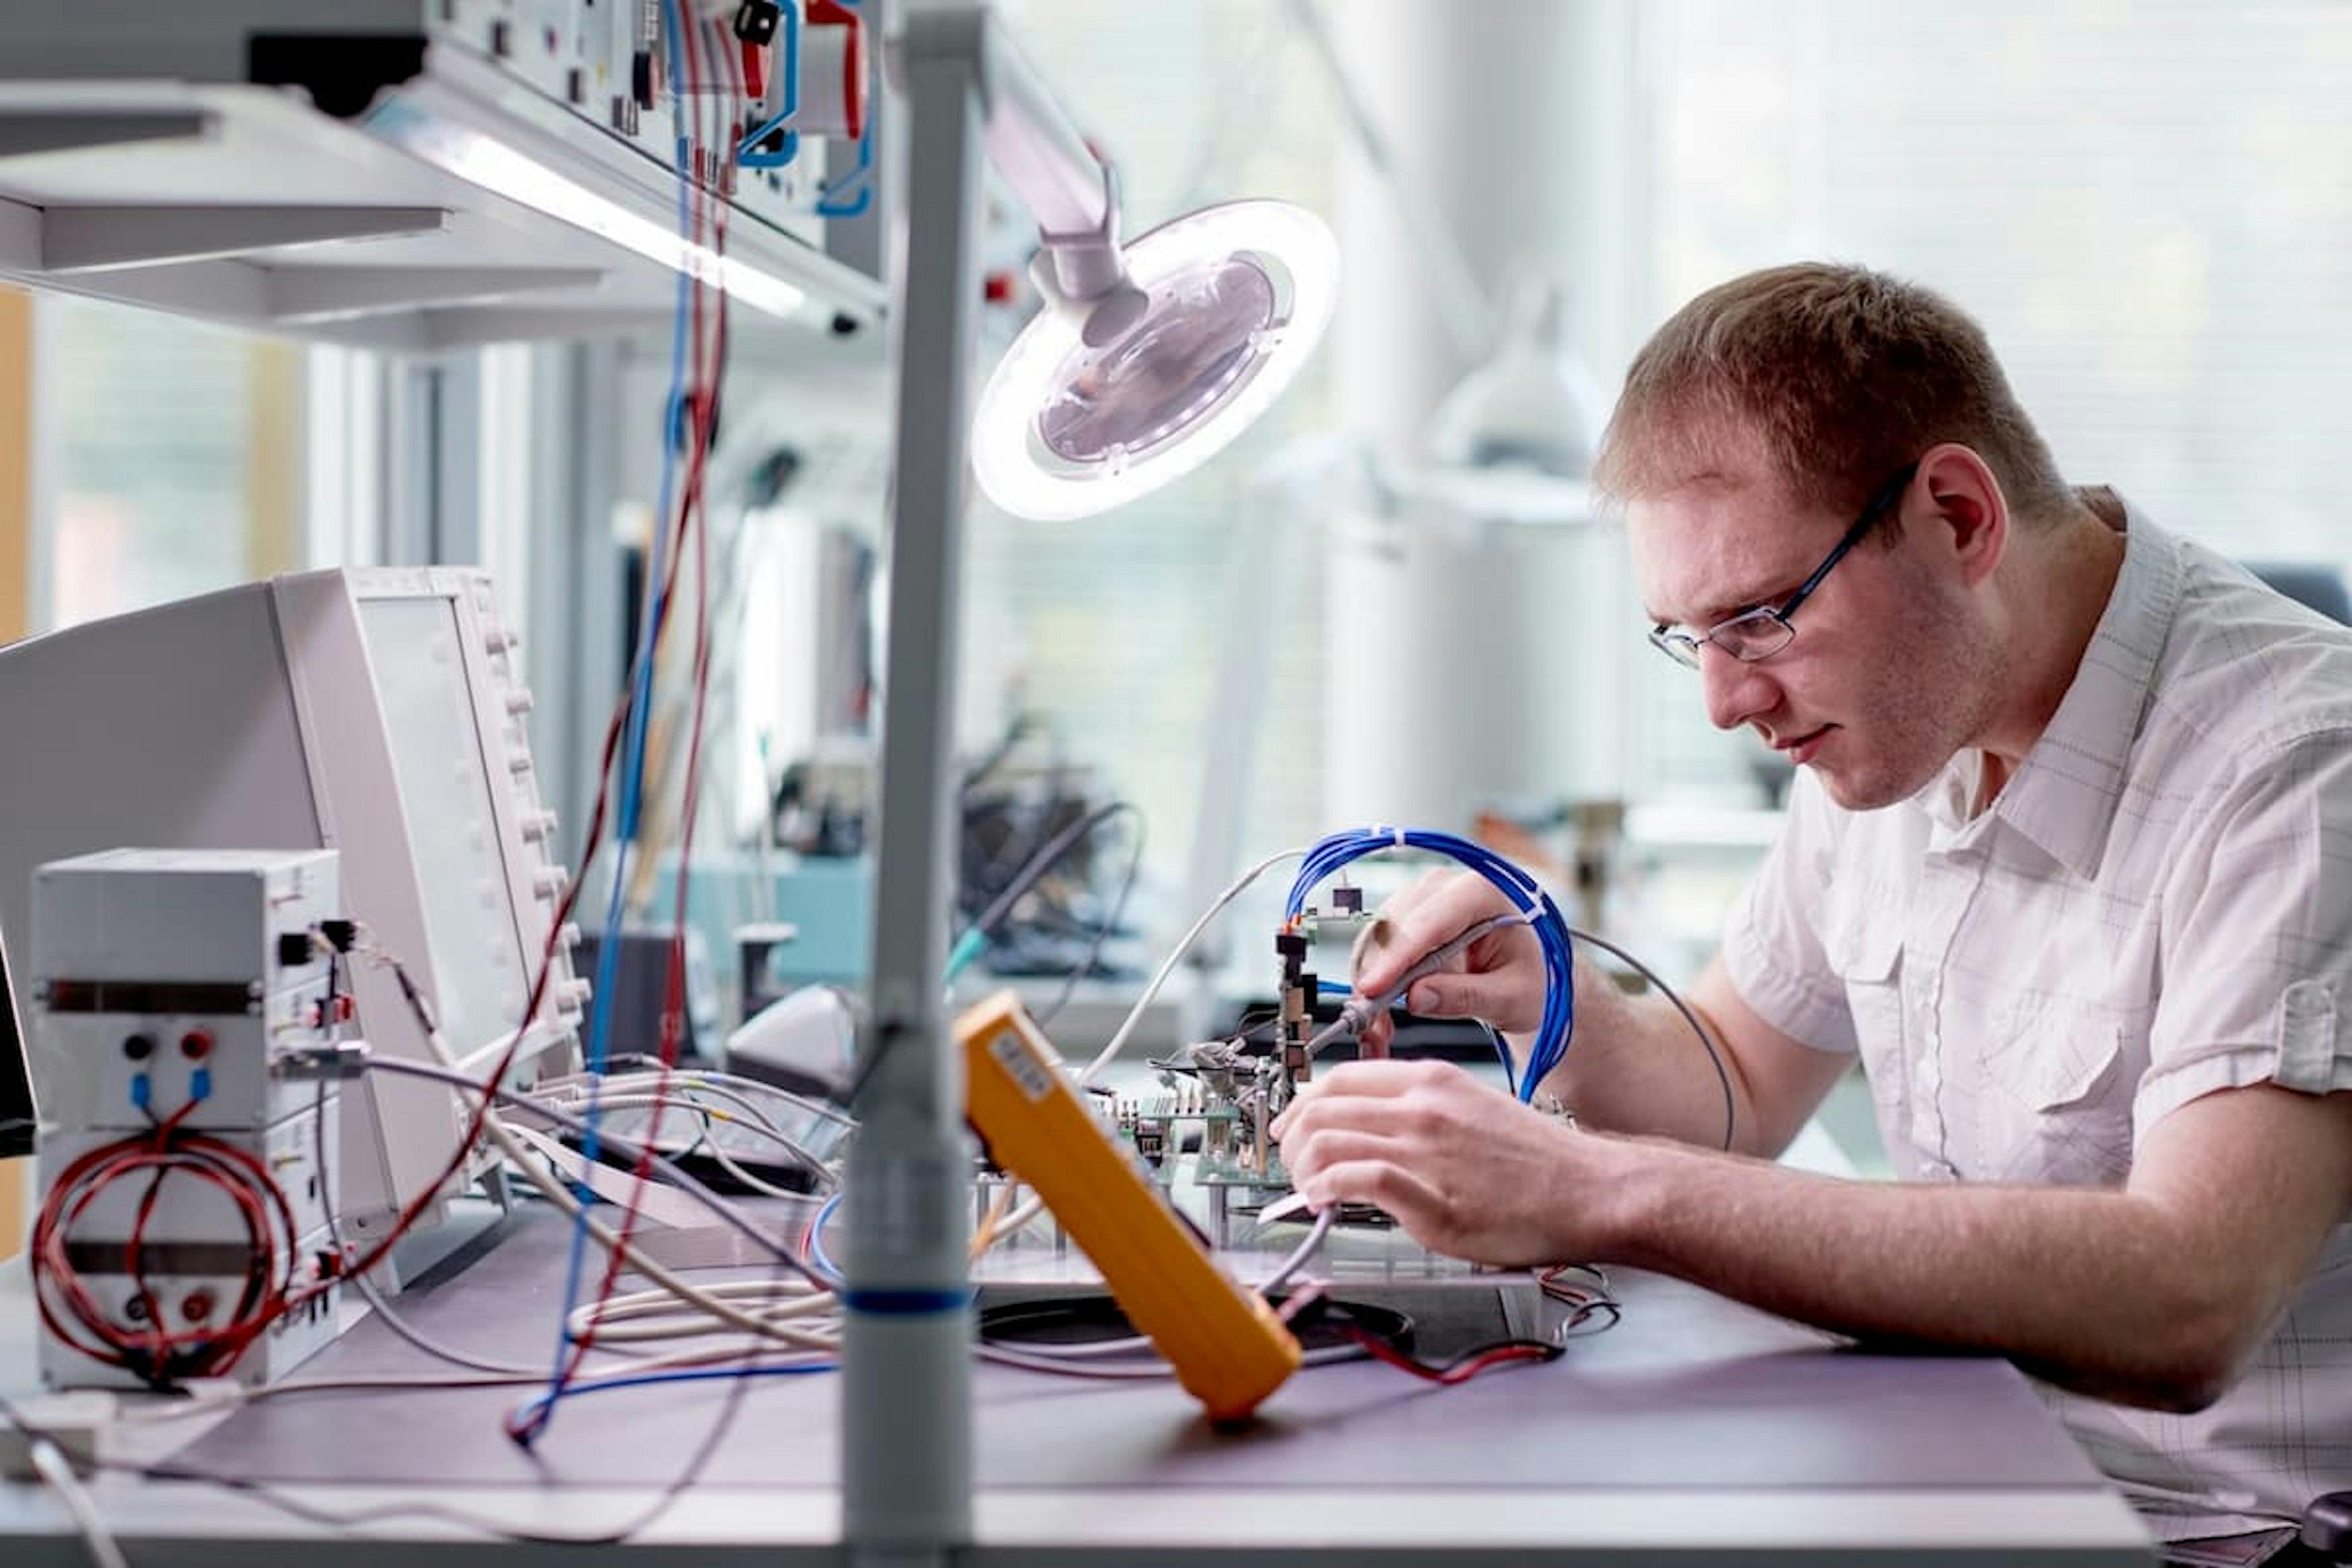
1349;869;1552;1052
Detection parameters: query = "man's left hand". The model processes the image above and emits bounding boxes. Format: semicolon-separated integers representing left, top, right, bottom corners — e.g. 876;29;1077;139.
1270;1058;1611;1266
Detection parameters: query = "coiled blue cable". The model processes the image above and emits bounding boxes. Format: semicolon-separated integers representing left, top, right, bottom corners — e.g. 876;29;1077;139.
1284;827;1575;1101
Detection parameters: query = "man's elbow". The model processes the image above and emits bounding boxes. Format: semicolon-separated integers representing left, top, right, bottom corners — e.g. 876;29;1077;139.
2064;1305;2261;1415
2122;1357;2236;1417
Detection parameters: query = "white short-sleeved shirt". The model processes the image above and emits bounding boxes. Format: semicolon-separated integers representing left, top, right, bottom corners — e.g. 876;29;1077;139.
1724;502;2352;1542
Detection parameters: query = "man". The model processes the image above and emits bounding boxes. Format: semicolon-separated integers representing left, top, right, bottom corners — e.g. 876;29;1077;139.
1271;262;2352;1561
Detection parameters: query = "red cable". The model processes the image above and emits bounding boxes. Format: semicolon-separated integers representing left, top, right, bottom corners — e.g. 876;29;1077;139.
513;12;738;1439
1341;1326;1562;1385
31;1128;298;1381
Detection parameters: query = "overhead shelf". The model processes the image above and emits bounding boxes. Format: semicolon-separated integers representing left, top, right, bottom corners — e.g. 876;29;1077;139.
0;6;888;350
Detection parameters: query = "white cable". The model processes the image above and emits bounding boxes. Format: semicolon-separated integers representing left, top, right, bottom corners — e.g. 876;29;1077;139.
559;1073;845;1185
312;1079;581;1381
319;1060;833;1379
668;1068;859;1133
700;1142;823;1202
984;1193;1050;1250
626;1079;842;1187
360;1016;843;1351
565;1073;820;1140
546;1087;835;1186
975;1339;1365;1378
479;1118;840;1351
113;1338;841;1427
982;850;1308;1247
360;1053;819;1281
966;848;1310;1250
28;1439;127;1568
568;1280;840;1347
1254;1207;1336;1297
1081;845;1305;1082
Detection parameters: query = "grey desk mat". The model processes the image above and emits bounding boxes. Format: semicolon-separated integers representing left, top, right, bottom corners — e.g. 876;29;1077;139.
176;1204;2106;1494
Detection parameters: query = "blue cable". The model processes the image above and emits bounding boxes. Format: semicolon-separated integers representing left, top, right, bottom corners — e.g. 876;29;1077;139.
807;1189;846;1285
735;0;802;168
812;0;874;218
507;1358;839;1431
943;926;988;985
530;0;701;1447
1283;827;1576;1101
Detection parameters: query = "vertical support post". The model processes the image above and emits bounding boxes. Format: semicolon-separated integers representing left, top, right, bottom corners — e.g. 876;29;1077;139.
0;285;24;1262
382;359;439;567
245;337;306;576
845;7;987;1563
531;339;624;876
0;285;29;645
429;356;484;567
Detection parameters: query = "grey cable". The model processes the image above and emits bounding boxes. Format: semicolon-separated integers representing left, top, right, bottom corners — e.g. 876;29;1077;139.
1304;911;1534;1058
312;1078;566;1379
974;1340;1366;1379
1256;1206;1338;1297
360;1055;826;1287
1566;926;1738;1153
557;1077;839;1191
975;1205;1338;1369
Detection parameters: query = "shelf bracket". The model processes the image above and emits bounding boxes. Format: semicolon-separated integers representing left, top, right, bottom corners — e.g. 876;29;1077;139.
0;196;37;271
41;205;450;274
0;110;213;160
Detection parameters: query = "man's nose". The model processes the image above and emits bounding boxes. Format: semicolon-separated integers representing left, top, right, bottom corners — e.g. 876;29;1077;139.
1700;646;1780;733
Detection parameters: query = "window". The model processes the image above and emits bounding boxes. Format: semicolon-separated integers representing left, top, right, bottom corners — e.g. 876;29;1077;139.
1635;0;2352;800
0;288;29;647
968;2;1343;913
40;298;312;630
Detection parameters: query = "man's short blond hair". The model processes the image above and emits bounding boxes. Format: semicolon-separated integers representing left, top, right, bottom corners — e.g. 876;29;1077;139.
1593;263;2073;528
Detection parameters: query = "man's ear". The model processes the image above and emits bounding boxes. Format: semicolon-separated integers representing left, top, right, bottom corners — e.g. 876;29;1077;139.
1917;443;2007;588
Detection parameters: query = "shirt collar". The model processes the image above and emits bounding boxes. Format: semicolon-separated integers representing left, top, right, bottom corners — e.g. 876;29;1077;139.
1916;497;2183;879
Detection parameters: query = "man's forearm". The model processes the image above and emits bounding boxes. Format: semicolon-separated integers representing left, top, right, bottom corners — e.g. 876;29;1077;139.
1533;983;1763;1153
1595;1137;2247;1411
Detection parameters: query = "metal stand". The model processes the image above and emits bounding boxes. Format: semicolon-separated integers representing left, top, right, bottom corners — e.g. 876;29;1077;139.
843;9;990;1564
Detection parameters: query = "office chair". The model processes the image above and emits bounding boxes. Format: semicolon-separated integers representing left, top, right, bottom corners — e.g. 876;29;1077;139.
2306;1491;2352;1562
2244;561;2352;627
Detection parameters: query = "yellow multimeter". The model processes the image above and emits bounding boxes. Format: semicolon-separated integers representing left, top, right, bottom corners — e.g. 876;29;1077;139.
957;990;1301;1422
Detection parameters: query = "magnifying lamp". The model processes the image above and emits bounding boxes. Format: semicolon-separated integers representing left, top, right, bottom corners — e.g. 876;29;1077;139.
847;5;1338;1560
973;197;1338;520
945;18;1335;522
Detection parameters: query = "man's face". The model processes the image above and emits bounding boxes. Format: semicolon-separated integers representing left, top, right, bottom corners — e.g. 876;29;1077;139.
1629;473;1994;812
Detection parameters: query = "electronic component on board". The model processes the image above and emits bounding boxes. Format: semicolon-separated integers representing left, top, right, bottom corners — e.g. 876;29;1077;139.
958;990;1300;1422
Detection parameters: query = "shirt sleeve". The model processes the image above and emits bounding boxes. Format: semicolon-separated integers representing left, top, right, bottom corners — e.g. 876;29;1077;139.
2139;728;2352;1137
1721;770;1862;1056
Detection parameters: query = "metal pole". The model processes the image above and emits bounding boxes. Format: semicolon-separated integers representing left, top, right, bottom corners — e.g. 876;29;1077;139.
845;6;986;1563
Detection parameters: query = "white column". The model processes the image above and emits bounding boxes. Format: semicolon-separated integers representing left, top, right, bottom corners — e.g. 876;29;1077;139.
1321;1;1643;829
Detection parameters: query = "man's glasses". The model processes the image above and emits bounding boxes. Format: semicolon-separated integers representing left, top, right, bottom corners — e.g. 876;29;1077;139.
1648;461;1920;671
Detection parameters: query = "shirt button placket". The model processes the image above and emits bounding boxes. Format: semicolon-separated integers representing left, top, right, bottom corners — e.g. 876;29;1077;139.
1914;856;1967;1181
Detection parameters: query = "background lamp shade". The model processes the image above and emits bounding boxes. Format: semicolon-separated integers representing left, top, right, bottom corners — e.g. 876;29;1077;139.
972;199;1338;521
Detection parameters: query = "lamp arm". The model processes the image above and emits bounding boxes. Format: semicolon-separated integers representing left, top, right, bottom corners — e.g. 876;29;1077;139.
971;28;1139;330
892;12;1134;315
970;17;1108;237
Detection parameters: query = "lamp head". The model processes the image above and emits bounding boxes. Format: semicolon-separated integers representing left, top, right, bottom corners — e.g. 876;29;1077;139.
972;198;1338;521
